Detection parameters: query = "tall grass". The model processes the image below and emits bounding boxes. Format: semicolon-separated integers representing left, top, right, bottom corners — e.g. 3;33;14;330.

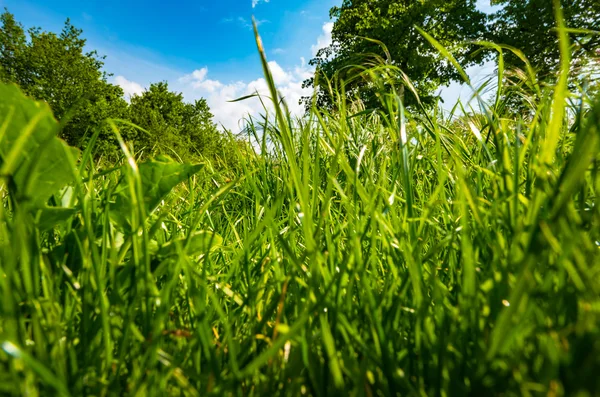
1;17;600;397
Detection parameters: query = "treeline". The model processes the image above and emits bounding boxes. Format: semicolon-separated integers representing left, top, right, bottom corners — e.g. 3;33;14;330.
0;10;246;166
2;1;598;163
304;0;600;110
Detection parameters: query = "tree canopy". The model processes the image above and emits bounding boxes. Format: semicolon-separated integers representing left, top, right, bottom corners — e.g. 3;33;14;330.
128;82;233;163
489;0;600;81
304;0;600;110
0;10;128;152
304;0;487;109
0;9;242;166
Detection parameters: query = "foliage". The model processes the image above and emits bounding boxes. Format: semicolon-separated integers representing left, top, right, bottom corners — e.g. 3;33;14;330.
110;154;204;231
0;9;128;153
305;0;600;112
489;0;600;81
0;9;244;168
0;83;78;209
0;10;26;83
127;82;227;164
1;20;600;396
303;0;487;109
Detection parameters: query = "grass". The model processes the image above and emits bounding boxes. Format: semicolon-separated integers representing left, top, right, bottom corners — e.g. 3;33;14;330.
1;20;600;397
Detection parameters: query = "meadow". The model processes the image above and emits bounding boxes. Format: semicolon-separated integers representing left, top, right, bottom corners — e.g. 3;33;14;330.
0;22;599;397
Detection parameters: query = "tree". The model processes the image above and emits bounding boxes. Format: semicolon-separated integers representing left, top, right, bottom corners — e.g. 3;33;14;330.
303;0;487;109
128;81;187;156
128;82;229;163
0;10;26;83
489;0;600;81
0;9;244;167
181;98;224;158
0;9;127;152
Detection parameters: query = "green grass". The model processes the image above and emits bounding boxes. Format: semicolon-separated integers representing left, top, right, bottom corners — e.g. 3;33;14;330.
1;24;600;396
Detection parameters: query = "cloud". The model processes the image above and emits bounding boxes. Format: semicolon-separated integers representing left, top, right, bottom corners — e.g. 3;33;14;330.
114;75;144;98
180;67;224;92
175;21;341;132
252;0;270;8
180;59;312;132
311;22;334;57
109;20;333;133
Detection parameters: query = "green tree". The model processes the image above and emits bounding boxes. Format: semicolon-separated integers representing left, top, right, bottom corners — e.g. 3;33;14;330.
0;10;26;83
0;9;127;153
489;0;600;81
128;81;187;156
128;82;232;164
0;9;244;168
181;97;224;158
303;0;487;109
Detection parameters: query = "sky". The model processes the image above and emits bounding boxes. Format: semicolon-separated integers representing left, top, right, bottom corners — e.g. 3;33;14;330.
0;0;500;131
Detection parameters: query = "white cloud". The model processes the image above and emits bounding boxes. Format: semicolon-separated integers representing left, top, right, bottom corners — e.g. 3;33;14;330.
114;75;144;98
311;22;334;57
175;22;339;132
180;67;224;92
252;0;270;8
109;20;335;133
268;61;293;85
180;60;312;132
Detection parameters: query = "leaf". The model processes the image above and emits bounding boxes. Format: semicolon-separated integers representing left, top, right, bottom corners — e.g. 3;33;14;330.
551;96;600;218
35;207;78;232
320;313;345;389
137;157;204;213
540;0;571;166
0;83;79;207
13;141;79;207
228;93;260;103
0;84;57;173
110;155;204;229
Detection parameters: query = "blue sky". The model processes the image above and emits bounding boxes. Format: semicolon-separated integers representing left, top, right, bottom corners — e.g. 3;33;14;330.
0;0;498;130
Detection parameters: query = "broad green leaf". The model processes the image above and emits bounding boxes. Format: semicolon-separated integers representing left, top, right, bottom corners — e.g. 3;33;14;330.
0;83;79;207
35;207;78;232
320;313;345;389
13;140;79;207
111;155;203;229
137;156;204;213
0;84;57;173
551;96;600;217
540;1;571;165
